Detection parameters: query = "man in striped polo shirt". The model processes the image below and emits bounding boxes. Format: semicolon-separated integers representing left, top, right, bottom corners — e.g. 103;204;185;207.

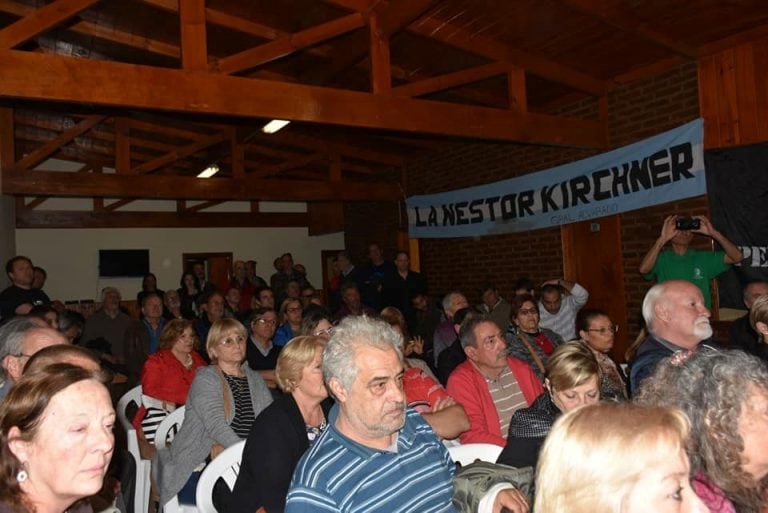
285;315;529;513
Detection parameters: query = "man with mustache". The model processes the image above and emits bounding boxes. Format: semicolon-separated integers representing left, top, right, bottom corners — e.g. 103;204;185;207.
629;280;714;393
286;315;530;513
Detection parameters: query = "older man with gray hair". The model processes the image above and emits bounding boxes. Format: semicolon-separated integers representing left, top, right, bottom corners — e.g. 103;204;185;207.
286;315;530;513
0;316;68;399
629;279;714;393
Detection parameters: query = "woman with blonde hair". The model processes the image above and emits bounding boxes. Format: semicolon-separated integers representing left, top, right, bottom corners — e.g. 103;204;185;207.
497;342;600;468
535;402;706;513
156;318;272;507
229;335;331;513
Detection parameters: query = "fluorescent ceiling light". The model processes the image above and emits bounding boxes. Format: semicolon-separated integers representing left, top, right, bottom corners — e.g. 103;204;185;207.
197;164;219;178
262;119;290;134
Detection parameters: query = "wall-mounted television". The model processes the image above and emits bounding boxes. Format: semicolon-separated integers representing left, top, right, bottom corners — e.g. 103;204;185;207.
98;249;150;277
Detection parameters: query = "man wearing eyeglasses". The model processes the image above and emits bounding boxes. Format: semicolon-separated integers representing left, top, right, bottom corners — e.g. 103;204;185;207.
446;316;543;446
246;307;281;390
537;278;589;341
0;316;68;400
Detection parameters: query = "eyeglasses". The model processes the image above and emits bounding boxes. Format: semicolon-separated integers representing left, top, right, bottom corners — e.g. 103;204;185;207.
518;308;539;316
255;319;277;326
219;335;245;347
588;325;619;334
314;326;335;337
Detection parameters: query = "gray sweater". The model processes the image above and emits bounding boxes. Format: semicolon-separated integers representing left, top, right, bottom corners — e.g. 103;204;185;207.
156;364;273;504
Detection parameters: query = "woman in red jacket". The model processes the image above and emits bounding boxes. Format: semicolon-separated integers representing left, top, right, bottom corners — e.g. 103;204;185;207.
134;319;207;444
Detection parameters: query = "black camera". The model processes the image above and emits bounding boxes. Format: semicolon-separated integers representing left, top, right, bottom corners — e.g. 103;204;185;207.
675;217;700;230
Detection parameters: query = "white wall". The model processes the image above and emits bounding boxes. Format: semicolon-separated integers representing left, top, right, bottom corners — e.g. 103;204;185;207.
16;227;344;301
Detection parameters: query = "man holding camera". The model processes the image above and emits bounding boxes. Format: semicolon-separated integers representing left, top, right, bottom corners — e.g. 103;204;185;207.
639;214;743;309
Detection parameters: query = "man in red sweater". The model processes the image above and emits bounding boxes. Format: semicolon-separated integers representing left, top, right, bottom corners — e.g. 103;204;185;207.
447;316;543;446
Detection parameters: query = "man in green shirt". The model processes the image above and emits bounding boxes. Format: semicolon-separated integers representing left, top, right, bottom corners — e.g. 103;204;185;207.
639;214;743;309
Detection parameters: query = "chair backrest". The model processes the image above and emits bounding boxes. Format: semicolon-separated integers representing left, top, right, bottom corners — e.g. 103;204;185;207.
154;406;186;450
116;386;151;513
447;443;503;466
195;440;246;513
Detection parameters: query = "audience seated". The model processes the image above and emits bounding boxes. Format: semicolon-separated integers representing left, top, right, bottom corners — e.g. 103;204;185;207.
28;304;59;330
447;315;543;446
750;295;768;352
57;310;85;345
192;262;216;295
380;306;433;378
333;282;376;322
223;287;242;319
274;298;303;347
123;292;165;387
156;318;273;507
245;307;281;389
498;342;600;469
538;279;589;341
436;307;479;385
506;294;564;382
410;291;442;364
24;343;101;373
135;319;206;447
194;291;226;361
178;271;200;319
360;242;394;311
478;282;512;333
81;287;133;372
136;272;164;306
636;349;768;513
733;281;768;359
163;289;186;320
298;305;334;341
576;308;627;400
246;259;268;289
228;336;331;513
432;291;470;368
270;253;312;307
381;251;426;331
230;260;255;312
535;402;706;513
253;286;275;309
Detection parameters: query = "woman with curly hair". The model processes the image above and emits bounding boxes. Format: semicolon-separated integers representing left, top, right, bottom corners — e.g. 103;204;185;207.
635;349;768;513
506;294;563;382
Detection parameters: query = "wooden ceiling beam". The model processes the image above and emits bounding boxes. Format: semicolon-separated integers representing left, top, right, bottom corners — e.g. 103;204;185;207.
129;132;228;174
409;16;610;96
214;13;365;75
0;0;101;49
250;151;327;178
179;0;208;71
0;50;604;147
123;118;206;142
0;0;180;58
373;0;440;38
3;169;402;201
0;107;14;174
319;0;375;12
23;162;92;209
369;13;391;94
184;200;222;213
103;198;134;211
16;209;310;229
8;115;106;172
114;117;130;173
392;61;514;98
559;0;698;59
268;132;405;166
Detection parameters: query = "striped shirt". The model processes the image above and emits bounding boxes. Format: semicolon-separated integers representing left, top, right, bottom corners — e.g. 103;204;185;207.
224;373;255;438
487;365;526;435
285;407;457;513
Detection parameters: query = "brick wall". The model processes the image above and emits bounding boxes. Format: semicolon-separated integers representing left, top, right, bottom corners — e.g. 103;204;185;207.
398;61;703;341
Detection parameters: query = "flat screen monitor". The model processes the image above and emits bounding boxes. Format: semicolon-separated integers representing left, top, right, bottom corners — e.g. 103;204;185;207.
98;249;150;277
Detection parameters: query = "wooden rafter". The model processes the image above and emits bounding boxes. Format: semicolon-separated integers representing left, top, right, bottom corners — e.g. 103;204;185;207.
319;0;374;12
129;132;228;174
0;0;101;49
214;13;365;75
8;115;106;172
114;117;130;173
0;50;604;147
184;200;223;213
103;198;134;211
392;61;514;98
24;163;91;209
124;118;210;142
3;170;402;201
250;152;327;178
179;0;207;70
369;13;391;93
409;16;610;96
559;0;698;59
0;107;13;175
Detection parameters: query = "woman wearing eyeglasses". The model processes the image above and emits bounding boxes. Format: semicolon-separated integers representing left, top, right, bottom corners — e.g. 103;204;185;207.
274;298;303;347
299;305;335;341
576;308;628;401
506;294;564;382
246;307;281;390
156;318;273;508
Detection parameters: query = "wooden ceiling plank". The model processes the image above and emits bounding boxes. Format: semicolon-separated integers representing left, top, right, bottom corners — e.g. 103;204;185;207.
16;209;310;229
3;169;402;201
9;114;106;173
698;22;768;57
559;0;698;59
0;0;101;49
129;132;228;175
409;16;609;96
0;50;605;147
185;200;222;213
24;196;49;209
268;132;405;166
250;151;327;178
214;13;365;75
392;61;513;97
0;1;180;58
124;119;203;142
179;0;208;71
319;0;374;12
114;117;130;174
369;13;391;93
0;107;13;173
374;0;441;38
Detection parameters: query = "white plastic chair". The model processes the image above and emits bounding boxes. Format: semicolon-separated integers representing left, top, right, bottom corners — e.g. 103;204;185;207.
447;443;503;466
195;440;246;513
154;406;186;450
116;386;152;513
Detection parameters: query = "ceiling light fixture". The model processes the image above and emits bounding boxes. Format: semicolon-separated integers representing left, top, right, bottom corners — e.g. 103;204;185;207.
261;119;290;134
197;163;219;178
